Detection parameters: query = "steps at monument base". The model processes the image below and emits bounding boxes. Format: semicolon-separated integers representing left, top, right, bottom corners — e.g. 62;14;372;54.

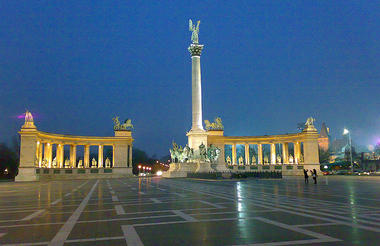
17;167;134;181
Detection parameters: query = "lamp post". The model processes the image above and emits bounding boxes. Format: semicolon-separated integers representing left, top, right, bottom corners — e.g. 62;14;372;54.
343;128;353;174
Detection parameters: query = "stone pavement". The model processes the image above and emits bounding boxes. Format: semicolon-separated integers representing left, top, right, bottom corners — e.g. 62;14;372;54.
0;176;379;245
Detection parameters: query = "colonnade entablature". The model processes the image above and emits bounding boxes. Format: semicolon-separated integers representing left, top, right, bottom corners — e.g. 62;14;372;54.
17;111;134;181
206;123;320;166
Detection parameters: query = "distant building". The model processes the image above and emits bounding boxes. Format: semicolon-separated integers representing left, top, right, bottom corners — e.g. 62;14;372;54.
318;122;329;151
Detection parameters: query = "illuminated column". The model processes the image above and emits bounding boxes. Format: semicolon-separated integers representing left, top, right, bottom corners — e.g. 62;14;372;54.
188;43;204;132
258;144;263;164
84;145;90;168
232;144;237;165
98;145;103;168
58;144;64;168
35;141;40;167
112;145;115;167
282;143;289;164
295;142;301;164
46;143;52;168
38;142;43;167
245;144;250;165
271;143;276;164
70;145;77;167
128;144;133;167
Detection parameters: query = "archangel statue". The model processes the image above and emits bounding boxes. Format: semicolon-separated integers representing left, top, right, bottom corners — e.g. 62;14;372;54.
189;19;200;44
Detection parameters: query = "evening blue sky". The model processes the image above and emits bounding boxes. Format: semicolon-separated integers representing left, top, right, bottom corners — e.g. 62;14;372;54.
1;1;379;156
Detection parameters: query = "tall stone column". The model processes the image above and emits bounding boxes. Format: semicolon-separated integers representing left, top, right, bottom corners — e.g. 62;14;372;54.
128;144;133;167
245;144;250;165
84;145;90;168
232;144;237;165
57;144;64;168
70;145;77;167
38;142;43;167
271;143;276;164
258;144;263;164
35;141;40;167
294;142;301;164
46;143;52;168
98;145;104;168
282;143;289;164
187;43;208;150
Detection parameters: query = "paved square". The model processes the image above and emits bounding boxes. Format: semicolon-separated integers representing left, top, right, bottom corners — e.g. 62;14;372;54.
0;176;379;245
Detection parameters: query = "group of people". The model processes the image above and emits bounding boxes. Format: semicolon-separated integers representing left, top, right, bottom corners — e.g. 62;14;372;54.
303;169;317;184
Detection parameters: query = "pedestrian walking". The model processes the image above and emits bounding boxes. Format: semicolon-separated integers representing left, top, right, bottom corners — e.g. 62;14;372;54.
303;169;309;184
312;169;317;184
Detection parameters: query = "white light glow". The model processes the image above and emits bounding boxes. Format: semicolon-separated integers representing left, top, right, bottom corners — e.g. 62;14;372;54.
343;128;349;135
156;171;162;176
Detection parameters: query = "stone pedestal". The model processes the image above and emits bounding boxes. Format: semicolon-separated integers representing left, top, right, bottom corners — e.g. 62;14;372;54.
16;167;38;182
187;130;208;150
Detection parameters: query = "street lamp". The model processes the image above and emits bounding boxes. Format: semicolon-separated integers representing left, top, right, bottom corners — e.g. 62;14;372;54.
343;128;353;174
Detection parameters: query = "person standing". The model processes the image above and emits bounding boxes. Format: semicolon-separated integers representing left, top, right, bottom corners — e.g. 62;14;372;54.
312;169;318;184
303;169;309;184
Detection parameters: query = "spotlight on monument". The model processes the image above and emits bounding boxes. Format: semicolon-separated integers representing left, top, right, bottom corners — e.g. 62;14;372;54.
156;171;163;176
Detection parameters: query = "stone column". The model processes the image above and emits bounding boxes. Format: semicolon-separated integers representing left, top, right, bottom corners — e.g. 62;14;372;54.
35;141;40;167
232;144;237;165
304;140;319;164
38;142;43;167
84;145;90;168
258;144;263;164
245;144;250;165
98;145;104;168
70;145;77;167
46;143;52;168
112;145;115;167
294;142;301;164
58;144;64;168
282;143;289;164
189;43;204;132
17;126;39;181
271;143;276;164
128;144;133;167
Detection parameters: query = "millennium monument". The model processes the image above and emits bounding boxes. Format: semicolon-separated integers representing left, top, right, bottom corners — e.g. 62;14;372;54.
17;111;134;181
164;20;320;177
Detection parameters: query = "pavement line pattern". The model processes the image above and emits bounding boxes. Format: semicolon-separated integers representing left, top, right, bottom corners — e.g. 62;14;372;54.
115;205;126;215
48;180;99;246
150;198;162;203
173;192;186;197
112;195;119;202
199;200;224;208
21;209;45;221
254;217;340;242
172;210;197;222
122;225;144;246
50;199;62;205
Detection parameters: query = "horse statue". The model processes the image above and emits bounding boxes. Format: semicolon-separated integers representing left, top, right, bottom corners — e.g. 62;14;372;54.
305;117;316;126
121;119;133;130
113;116;133;130
204;117;224;131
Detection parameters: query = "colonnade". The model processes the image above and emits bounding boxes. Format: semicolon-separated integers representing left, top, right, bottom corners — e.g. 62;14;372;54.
35;142;130;168
225;142;303;165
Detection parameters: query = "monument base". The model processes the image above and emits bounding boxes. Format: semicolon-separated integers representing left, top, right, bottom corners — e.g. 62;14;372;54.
16;167;134;181
187;130;208;150
162;161;229;178
16;167;38;182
